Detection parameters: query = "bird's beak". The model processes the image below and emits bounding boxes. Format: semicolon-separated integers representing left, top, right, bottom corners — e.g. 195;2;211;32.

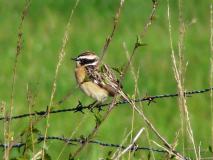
70;57;78;61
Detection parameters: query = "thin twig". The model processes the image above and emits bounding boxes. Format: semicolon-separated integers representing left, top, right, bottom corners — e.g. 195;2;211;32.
120;0;158;80
98;0;125;64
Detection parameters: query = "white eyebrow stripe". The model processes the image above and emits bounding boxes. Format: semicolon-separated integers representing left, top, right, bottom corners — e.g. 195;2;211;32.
78;55;98;60
85;61;98;66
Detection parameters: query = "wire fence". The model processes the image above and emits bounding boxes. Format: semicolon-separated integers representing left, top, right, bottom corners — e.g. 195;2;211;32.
0;87;212;121
0;87;211;160
0;135;167;154
0;87;212;159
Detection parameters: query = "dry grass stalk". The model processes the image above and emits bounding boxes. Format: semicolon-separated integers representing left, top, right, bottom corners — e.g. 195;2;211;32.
126;100;186;159
111;129;132;159
114;128;145;159
32;150;42;160
177;0;186;155
210;4;213;157
2;101;7;159
168;0;198;159
41;0;80;159
152;140;183;159
123;42;156;160
123;42;139;159
198;142;202;160
128;64;139;160
4;0;31;159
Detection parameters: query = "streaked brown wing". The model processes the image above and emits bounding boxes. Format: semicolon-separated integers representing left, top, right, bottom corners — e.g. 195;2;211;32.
86;64;121;97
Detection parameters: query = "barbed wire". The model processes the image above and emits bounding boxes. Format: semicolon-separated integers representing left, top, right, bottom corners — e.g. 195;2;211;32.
0;87;212;121
0;135;167;154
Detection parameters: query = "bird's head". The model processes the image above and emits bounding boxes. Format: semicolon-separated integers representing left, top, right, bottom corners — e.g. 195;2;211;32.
71;51;99;67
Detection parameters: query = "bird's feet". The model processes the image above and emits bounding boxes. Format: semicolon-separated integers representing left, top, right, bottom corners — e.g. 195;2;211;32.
88;101;103;112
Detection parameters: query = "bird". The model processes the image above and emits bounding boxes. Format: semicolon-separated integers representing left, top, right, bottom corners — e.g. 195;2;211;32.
71;51;124;105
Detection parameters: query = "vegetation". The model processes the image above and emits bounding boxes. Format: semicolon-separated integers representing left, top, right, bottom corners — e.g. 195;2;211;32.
0;0;212;159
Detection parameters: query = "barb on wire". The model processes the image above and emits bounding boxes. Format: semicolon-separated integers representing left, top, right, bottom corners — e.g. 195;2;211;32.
0;135;166;154
0;87;212;121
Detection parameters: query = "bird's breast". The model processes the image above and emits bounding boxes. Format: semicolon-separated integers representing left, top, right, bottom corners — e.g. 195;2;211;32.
75;66;109;102
80;81;109;102
75;66;86;84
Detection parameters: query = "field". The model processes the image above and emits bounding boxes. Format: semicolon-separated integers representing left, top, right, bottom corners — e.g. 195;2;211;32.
0;0;213;159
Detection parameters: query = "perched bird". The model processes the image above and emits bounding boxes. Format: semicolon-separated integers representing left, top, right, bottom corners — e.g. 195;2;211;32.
72;51;124;103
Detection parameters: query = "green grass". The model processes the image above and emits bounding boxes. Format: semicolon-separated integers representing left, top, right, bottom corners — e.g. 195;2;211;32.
0;0;212;159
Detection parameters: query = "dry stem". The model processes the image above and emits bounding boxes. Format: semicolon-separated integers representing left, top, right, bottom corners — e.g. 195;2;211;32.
168;0;198;159
123;42;156;160
114;128;145;159
210;3;213;157
41;0;80;159
98;0;125;64
4;0;31;159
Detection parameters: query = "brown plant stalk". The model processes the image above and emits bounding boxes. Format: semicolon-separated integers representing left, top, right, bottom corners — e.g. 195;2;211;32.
4;0;31;159
41;0;80;159
168;0;197;159
210;3;213;158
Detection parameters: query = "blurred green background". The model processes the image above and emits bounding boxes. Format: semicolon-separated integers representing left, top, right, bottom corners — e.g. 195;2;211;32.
0;0;212;159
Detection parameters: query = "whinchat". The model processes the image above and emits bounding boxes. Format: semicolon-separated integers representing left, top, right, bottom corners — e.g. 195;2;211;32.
72;51;123;103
